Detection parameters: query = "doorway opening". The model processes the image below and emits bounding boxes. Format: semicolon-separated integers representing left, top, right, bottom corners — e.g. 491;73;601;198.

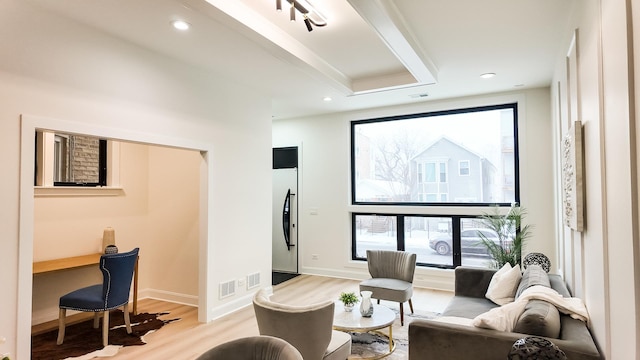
18;114;211;359
272;147;299;284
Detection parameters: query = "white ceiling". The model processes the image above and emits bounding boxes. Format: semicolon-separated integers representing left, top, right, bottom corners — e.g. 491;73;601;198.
27;0;575;120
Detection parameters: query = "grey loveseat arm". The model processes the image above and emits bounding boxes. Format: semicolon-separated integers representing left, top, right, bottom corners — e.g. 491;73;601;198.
453;267;495;298
408;266;602;360
409;320;526;360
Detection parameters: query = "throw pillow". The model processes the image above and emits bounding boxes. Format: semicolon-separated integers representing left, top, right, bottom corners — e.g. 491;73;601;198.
513;299;561;338
515;264;550;298
485;263;522;305
473;300;528;331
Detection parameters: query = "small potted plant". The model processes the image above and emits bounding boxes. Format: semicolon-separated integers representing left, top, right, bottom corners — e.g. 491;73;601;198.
338;291;358;312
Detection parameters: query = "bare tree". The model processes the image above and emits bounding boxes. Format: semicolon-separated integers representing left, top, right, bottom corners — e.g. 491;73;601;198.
373;129;423;200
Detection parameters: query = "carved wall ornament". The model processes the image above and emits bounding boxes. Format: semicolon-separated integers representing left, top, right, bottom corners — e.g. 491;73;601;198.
561;120;584;231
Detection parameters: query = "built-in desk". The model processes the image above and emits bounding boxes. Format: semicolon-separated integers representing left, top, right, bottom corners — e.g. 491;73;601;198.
33;253;139;315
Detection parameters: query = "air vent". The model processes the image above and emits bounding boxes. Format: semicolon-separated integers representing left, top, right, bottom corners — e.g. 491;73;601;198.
247;272;260;289
409;93;429;98
219;280;236;299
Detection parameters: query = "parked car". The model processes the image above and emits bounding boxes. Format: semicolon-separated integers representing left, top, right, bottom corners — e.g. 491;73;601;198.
428;228;506;255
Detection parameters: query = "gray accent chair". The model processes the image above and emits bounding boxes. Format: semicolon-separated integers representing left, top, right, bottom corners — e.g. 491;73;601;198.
195;336;304;360
253;289;352;360
359;250;417;325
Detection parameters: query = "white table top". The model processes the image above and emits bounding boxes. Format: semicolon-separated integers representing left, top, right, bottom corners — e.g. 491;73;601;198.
333;304;396;332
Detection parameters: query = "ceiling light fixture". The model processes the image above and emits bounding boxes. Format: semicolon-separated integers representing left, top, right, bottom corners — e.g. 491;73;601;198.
172;20;190;31
323;96;332;102
276;0;327;32
480;72;496;79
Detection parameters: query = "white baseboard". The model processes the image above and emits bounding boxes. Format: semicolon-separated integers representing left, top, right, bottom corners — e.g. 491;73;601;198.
140;288;198;307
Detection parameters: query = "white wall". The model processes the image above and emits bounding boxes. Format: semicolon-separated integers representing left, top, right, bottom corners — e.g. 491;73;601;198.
273;88;556;291
550;0;639;358
0;1;272;358
146;145;201;303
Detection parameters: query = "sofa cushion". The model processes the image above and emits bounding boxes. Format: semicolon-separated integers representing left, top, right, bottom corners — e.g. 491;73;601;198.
513;299;561;338
443;296;497;318
485;263;522;305
515;264;550;298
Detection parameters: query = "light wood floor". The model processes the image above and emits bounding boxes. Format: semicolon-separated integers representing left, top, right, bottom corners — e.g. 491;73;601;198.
34;274;453;359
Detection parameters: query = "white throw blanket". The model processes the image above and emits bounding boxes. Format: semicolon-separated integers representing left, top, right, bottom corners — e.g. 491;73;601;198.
473;285;589;331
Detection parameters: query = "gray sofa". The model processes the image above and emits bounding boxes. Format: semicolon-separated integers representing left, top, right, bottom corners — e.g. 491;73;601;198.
408;267;602;359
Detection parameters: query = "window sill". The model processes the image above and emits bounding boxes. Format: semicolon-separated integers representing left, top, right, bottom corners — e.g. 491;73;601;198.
34;186;124;197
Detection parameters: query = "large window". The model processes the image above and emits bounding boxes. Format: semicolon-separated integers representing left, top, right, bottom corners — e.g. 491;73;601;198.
352;103;519;205
351;103;521;268
352;213;518;269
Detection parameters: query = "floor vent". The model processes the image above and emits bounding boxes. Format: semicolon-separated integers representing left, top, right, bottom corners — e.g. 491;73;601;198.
247;272;260;289
219;280;236;299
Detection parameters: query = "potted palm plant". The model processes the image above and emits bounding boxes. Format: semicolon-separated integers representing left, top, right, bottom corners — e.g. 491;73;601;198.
478;204;532;269
338;291;358;312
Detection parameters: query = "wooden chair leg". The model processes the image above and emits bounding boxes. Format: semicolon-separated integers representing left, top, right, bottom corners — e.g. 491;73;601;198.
93;312;100;328
123;303;132;334
56;308;66;345
400;302;405;326
102;310;109;347
408;298;414;314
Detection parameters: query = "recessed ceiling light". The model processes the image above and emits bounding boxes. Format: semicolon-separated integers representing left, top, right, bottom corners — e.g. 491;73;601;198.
172;20;190;31
480;72;496;79
323;96;332;102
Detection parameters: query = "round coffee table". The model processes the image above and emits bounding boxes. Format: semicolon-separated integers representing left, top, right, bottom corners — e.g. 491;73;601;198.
333;304;396;359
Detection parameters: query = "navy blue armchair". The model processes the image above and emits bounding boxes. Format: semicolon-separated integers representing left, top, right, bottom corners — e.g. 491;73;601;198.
57;247;139;347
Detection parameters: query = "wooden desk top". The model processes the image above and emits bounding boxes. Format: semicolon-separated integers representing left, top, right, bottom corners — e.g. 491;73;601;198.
33;253;102;274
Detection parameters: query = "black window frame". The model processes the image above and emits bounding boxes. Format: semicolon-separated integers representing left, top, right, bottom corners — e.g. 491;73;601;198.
34;131;108;187
352;212;521;269
351;102;522;268
350;103;520;207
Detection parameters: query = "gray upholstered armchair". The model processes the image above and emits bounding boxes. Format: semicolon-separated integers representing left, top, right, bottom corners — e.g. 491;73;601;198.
195;336;303;360
359;250;417;325
252;289;351;360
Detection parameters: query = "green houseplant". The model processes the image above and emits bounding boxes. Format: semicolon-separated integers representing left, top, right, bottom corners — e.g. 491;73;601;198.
478;204;532;269
338;291;358;311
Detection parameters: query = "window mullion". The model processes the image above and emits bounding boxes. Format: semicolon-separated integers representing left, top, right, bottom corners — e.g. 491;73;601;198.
452;216;461;266
397;216;405;251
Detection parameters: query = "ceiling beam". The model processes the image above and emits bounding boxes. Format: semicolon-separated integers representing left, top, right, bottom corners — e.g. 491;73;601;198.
347;0;438;85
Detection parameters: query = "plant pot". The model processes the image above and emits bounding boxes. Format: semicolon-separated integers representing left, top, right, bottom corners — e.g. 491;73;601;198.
343;303;355;312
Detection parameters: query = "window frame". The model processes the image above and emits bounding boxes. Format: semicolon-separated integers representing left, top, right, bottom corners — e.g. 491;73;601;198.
350;102;522;269
35;131;108;187
351;211;520;269
459;160;470;176
350;103;520;207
